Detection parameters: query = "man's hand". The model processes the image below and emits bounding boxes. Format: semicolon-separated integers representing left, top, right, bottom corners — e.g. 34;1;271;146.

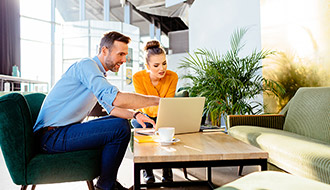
109;107;155;128
135;112;155;128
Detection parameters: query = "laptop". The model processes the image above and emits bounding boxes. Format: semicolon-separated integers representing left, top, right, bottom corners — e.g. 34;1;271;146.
136;97;205;135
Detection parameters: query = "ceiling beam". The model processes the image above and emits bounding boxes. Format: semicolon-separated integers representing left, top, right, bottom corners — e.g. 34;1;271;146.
88;0;122;21
130;3;188;35
132;19;146;23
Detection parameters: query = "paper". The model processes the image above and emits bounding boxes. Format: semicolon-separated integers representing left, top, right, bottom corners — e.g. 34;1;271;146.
134;135;159;143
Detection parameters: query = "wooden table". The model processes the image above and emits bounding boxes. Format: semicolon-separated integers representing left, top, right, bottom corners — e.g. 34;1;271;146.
133;131;268;189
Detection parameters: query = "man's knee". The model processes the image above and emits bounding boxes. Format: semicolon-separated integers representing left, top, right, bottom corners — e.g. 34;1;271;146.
116;118;131;138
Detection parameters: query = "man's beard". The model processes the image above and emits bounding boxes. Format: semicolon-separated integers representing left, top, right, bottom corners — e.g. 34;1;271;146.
107;62;121;72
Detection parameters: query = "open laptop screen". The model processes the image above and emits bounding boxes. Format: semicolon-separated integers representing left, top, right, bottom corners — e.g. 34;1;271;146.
155;97;205;134
136;97;205;135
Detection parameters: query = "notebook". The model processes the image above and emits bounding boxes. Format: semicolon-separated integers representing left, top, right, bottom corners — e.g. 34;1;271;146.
136;97;205;135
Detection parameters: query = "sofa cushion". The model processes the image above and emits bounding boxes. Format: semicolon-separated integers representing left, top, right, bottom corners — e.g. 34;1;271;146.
283;87;330;143
216;171;330;190
229;126;330;184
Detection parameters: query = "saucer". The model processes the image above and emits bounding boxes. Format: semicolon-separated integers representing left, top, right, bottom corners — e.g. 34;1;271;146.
155;138;180;145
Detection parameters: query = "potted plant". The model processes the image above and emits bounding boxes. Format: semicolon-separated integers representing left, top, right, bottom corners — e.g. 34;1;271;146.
263;51;329;113
179;28;283;129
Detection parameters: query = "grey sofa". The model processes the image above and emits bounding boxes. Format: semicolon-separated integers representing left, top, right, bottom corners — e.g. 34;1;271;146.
227;87;330;184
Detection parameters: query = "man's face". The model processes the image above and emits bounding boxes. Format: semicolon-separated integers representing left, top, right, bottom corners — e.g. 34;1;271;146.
103;41;128;72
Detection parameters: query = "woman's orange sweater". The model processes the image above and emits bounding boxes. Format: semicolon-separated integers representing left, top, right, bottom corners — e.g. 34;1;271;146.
133;70;178;117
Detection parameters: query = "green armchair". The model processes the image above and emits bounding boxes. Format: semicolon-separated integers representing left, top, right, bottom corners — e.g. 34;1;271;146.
0;93;102;190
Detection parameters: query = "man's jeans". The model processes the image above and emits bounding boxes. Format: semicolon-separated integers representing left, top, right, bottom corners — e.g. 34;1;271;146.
38;116;131;190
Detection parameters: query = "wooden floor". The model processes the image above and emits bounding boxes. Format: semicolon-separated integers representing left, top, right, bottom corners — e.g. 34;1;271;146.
0;143;261;190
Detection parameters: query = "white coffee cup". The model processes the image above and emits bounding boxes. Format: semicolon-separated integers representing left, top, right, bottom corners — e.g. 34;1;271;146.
155;127;175;142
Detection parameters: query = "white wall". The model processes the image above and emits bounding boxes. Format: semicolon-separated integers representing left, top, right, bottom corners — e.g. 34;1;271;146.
167;53;189;89
189;0;264;112
189;0;262;56
260;0;330;71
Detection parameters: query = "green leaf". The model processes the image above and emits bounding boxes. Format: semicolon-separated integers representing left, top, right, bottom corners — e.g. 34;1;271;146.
179;27;281;122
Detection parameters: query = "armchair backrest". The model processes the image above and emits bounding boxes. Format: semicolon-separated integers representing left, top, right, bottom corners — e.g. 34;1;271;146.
283;87;330;143
24;93;46;124
0;93;45;185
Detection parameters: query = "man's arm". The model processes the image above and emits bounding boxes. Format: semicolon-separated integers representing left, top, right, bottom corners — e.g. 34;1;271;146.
112;91;159;109
110;107;155;128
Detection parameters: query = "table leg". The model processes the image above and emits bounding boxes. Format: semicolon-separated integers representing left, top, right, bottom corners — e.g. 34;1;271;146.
134;164;141;190
260;159;267;171
207;166;212;182
238;165;243;176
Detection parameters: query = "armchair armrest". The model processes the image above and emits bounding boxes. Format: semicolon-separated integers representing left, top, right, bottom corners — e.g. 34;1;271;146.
227;115;285;130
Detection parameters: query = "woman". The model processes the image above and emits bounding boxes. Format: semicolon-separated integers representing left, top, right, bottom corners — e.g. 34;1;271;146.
131;40;178;183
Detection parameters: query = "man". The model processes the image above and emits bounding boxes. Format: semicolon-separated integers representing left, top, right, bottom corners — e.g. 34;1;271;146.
33;31;158;190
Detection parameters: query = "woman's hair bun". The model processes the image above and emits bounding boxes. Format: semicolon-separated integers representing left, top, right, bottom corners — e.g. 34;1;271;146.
144;40;160;51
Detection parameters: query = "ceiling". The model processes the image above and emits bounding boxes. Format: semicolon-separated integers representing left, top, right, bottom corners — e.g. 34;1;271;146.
55;0;193;37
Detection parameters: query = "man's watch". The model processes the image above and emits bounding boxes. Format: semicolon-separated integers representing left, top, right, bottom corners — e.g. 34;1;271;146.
133;111;142;119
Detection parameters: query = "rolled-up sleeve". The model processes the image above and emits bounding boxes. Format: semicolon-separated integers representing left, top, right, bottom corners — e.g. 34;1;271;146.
96;86;119;114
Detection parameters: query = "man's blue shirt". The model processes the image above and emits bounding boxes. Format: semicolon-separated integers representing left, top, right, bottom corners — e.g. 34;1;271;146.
33;56;119;132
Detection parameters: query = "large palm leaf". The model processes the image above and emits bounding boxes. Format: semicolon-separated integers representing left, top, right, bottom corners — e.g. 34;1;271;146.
179;28;284;127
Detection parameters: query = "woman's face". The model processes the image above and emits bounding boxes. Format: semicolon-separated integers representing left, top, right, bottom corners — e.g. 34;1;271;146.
147;54;167;79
